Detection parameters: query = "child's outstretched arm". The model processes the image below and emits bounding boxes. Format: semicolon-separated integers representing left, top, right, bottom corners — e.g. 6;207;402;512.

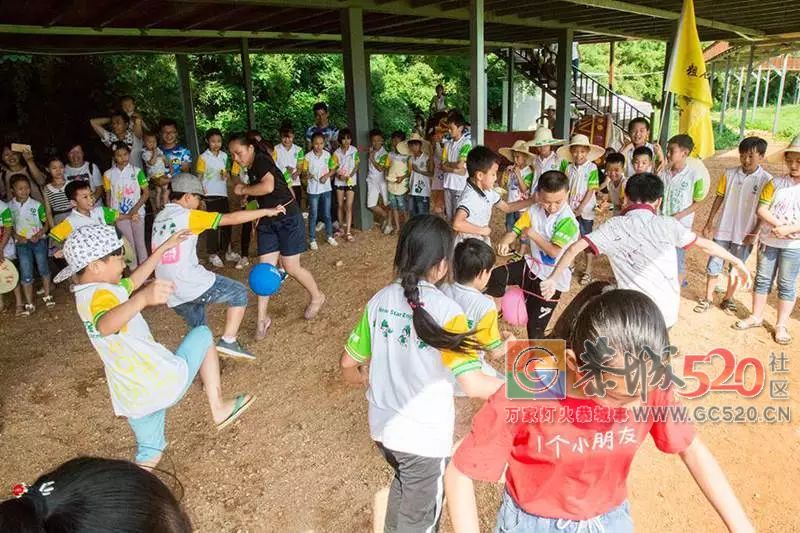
694;237;752;289
456;371;503;399
496;197;535;214
219;204;287;226
128;229;192;290
541;238;590;299
96;279;174;336
495;230;518;256
452;208;491;237
679;437;755;533
340;351;369;386
444;463;481;533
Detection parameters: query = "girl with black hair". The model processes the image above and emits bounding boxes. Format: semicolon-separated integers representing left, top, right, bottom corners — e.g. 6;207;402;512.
229;132;325;340
0;456;191;533
446;283;754;533
341;214;503;533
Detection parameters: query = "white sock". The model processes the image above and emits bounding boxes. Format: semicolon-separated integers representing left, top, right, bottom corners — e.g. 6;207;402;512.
222;336;236;344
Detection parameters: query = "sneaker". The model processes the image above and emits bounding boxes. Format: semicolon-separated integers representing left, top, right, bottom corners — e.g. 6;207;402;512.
326;236;339;247
235;257;250;270
315;222;325;232
309;240;319;251
42;295;55;308
380;219;388;232
22;303;34;316
216;339;256;361
383;224;394;235
209;254;224;268
225;251;242;262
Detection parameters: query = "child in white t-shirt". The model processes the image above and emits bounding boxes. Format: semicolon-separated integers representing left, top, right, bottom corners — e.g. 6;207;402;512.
331;128;359;242
55;224;255;469
367;129;391;233
499;140;535;230
303;132;336;250
274;124;305;207
540;173;749;329
340;215;502;533
632;145;655;175
0;199;23;314
599;152;626;212
152;174;286;359
142;132;169;212
452;146;533;246
399;133;434;217
196;128;238;268
527;126;564;186
659;134;710;286
386;131;410;234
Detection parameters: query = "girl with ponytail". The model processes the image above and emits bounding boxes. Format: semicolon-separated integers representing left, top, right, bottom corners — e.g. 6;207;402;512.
341;214;503;533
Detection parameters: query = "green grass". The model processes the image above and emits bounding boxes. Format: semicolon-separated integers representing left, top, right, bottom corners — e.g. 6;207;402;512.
712;103;800;142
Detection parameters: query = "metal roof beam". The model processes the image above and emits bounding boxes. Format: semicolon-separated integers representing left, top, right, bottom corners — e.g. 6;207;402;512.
554;0;764;38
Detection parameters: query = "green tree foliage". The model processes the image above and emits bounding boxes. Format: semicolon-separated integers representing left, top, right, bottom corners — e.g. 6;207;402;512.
579;41;667;104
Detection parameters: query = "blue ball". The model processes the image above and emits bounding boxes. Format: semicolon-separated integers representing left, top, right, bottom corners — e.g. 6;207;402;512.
248;263;283;296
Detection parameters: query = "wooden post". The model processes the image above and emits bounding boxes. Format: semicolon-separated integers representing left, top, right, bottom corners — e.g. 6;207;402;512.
341;7;372;230
735;66;744;111
175;54;199;160
240;38;256;130
658;26;677;147
469;0;486;145
753;65;762;111
555;28;574;139
795;73;800;105
763;67;771;108
772;54;789;135
739;45;754;139
718;55;732;134
506;47;514;132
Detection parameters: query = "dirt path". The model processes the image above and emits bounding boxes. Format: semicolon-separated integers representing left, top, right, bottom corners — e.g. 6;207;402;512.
0;151;797;532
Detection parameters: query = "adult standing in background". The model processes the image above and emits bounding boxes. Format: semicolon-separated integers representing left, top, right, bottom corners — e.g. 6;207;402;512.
90;110;144;168
305;102;340;226
158;118;193;177
1;143;46;203
63;143;104;204
429;84;447;114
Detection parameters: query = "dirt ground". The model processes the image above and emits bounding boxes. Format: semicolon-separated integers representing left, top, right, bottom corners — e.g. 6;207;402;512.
1;149;798;532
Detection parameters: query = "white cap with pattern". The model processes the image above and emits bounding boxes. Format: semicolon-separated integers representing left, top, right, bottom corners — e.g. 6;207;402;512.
54;225;125;283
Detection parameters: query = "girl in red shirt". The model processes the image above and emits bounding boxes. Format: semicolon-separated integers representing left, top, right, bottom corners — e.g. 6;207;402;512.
445;282;754;533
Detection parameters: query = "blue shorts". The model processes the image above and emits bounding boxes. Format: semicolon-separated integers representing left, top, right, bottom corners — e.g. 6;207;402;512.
388;192;407;211
127;326;213;462
706;239;753;277
576;216;594;236
172;274;249;328
257;212;307;257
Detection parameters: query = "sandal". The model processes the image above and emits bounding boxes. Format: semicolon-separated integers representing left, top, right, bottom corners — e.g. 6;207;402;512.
693;298;712;313
42;295;55;308
216;394;256;431
721;298;737;315
21;303;34;317
304;292;326;320
15;305;25;317
346;233;355;242
255;317;272;341
732;317;763;331
774;325;792;345
579;273;592;285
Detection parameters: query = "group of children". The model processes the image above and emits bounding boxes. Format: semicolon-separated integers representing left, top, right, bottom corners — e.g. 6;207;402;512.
341;112;800;531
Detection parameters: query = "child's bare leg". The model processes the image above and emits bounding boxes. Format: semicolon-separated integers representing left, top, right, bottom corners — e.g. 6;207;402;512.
281;253;325;318
372;486;390;533
223;306;246;340
22;283;33;306
337;190;345;231
197;344;236;422
724;272;740;300
346;190;355;234
13;285;22;308
704;275;717;302
42;276;51;298
256;251;280;327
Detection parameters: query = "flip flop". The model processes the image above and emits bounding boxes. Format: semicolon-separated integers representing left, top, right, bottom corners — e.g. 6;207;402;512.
732;317;763;331
774;326;792;346
216;394;256;431
305;293;326;320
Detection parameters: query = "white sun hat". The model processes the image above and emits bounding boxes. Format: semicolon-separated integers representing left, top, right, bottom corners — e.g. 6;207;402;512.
499;140;535;164
526;126;565;148
767;133;800;164
556;134;605;163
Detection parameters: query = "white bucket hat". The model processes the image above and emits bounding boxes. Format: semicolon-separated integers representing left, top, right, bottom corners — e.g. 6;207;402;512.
397;132;431;156
499;140;534;164
54;224;124;283
171;172;206;196
767;133;800;164
526;126;564;148
557;134;605;163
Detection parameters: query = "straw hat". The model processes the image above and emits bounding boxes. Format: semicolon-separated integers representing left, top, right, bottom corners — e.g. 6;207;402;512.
526;126;564;148
556;134;605;163
499;140;534;164
767;133;800;164
397;132;431;156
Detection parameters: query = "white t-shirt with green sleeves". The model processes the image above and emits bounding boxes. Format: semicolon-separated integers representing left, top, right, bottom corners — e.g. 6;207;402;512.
442;133;472;191
345;280;481;458
560;159;600;220
273;143;305;187
9;197;46;239
0;199;14;258
659;162;709;229
74;278;188;418
49;206;120;244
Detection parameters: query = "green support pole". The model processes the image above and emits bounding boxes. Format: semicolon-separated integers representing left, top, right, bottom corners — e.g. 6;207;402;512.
175;54;199;161
658;29;676;148
763;68;771;108
718;56;732;135
506;47;514;132
365;52;374;128
470;0;486;145
341;8;372;231
240;38;256;130
739;45;755;139
555;29;574;139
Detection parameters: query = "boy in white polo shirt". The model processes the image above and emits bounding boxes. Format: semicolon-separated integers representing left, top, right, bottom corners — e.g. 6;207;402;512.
696;137;771;314
274;123;305;204
441;111;472;220
303;132;336;250
367;129;391;233
540;173;750;329
489;170;579;339
196;128;239;268
659;134;710;285
452;146;533;246
50;181;135;245
152;173;287;360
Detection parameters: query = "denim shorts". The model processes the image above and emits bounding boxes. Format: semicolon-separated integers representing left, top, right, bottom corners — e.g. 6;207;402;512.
676;246;686;275
706;239;753;276
257;212;307;257
494;490;633;533
172;274;248;328
576;216;594;236
127;326;212;462
16;239;49;284
388;192;407;211
754;244;800;301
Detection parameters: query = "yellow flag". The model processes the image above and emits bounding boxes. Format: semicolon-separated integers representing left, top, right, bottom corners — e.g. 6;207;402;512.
668;0;712;105
678;96;715;159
